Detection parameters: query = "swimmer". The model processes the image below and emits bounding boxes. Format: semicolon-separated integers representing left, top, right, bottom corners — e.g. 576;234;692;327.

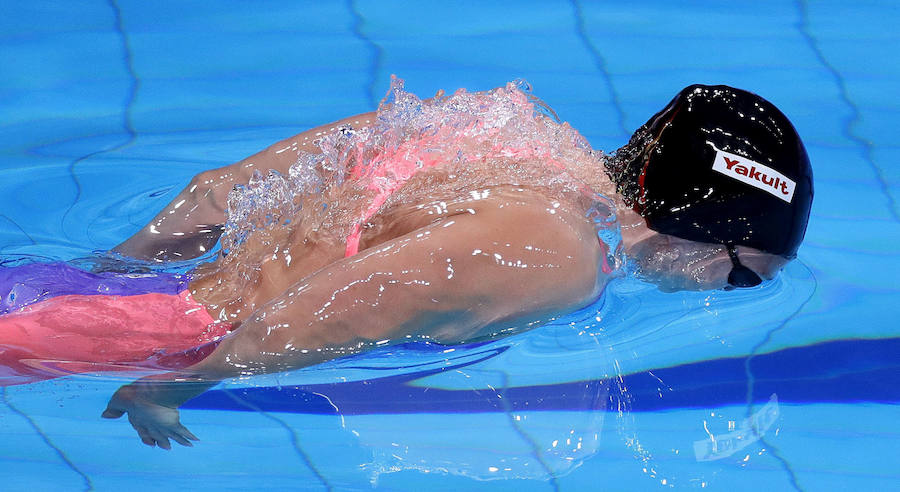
0;80;812;448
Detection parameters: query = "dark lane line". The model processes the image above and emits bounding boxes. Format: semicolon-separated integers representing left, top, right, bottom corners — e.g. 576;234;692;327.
184;337;899;414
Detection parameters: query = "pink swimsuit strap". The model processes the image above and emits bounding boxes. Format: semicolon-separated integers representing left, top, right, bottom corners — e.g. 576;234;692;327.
343;125;450;257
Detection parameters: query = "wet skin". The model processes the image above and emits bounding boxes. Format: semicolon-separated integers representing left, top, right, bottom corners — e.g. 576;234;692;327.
104;111;790;449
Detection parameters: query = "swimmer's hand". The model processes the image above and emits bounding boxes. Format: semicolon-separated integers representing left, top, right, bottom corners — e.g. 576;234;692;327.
113;223;224;263
102;379;213;449
112;169;228;262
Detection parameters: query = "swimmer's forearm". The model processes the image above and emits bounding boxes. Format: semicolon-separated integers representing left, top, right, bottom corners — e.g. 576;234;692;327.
110;336;317;413
120;375;221;409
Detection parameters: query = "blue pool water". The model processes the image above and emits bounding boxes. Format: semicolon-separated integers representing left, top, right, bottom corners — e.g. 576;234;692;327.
1;1;898;490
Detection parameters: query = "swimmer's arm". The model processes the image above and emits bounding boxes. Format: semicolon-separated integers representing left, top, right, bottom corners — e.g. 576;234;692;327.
191;204;605;379
104;204;607;447
111;112;377;262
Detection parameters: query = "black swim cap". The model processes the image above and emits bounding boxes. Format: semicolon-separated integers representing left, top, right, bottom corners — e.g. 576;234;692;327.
608;84;813;258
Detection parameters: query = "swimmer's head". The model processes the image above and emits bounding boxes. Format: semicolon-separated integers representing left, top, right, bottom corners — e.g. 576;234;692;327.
608;84;813;288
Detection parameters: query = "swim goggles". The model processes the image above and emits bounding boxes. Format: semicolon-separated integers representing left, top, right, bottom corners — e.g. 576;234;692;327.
725;244;763;289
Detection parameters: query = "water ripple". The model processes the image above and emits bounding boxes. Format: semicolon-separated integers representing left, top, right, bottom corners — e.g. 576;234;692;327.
2;387;94;491
60;0;141;241
570;0;630;138
348;0;383;109
797;0;899;222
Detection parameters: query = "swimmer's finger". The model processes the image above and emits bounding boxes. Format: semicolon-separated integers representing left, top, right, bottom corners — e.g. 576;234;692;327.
172;423;199;442
146;426;172;450
166;429;194;448
133;425;156;447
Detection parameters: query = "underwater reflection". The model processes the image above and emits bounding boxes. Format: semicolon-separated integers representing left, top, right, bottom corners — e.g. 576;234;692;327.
184;341;611;482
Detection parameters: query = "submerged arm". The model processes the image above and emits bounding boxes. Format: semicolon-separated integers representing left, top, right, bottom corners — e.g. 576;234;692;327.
104;199;608;447
112;112;377;262
194;200;605;376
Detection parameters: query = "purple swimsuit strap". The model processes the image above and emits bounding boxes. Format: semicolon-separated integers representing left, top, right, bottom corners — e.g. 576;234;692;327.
0;262;190;315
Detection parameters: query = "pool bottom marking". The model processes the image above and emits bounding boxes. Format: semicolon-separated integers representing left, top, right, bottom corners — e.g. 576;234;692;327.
694;393;779;462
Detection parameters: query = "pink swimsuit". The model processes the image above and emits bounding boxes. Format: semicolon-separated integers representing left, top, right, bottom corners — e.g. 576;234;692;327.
0;285;230;386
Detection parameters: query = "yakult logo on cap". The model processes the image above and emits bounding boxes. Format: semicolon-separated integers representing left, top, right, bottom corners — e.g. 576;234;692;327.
710;144;795;203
